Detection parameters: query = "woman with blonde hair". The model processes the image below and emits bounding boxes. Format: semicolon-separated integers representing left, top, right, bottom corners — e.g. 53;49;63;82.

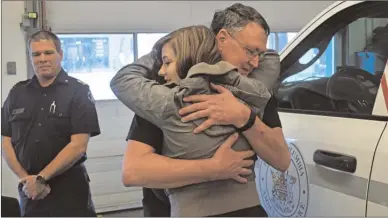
119;25;270;217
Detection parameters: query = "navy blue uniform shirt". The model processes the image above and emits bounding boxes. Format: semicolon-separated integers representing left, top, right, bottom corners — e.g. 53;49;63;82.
1;69;100;175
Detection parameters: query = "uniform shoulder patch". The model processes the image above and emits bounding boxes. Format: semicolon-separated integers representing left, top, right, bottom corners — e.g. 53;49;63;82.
77;79;88;85
87;90;95;104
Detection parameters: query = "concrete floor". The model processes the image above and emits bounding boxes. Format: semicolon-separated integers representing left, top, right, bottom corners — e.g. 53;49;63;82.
98;208;144;217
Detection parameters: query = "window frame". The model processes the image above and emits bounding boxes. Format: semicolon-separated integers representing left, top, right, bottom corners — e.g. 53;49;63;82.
42;31;171;102
135;32;169;59
27;31;139;79
25;30;299;101
276;1;388;121
55;32;136;101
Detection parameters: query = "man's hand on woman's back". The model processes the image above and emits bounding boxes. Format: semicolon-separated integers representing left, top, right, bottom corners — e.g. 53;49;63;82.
122;131;254;188
209;133;255;183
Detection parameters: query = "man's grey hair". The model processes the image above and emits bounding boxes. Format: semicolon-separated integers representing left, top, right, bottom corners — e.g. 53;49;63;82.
28;30;62;53
211;3;270;35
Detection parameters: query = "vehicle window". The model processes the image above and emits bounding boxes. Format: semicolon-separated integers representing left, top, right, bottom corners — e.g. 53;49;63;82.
277;2;388;116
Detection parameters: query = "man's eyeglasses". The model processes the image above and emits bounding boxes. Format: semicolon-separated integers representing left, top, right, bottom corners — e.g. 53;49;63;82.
227;31;265;60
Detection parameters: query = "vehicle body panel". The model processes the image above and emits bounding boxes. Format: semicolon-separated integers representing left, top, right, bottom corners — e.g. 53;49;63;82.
256;1;388;216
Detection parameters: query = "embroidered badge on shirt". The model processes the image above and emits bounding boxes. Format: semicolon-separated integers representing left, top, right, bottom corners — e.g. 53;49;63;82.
88;91;95;104
12;108;25;115
77;79;87;85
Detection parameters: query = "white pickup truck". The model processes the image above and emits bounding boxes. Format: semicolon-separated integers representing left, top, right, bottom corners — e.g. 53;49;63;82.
256;1;388;216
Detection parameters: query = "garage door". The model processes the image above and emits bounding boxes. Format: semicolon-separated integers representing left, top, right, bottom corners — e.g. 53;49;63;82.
85;101;142;213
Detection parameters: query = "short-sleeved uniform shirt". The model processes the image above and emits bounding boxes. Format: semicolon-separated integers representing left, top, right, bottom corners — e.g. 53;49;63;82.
1;69;101;175
126;96;282;217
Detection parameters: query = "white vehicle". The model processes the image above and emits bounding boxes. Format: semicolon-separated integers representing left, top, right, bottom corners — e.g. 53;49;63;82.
256;1;388;217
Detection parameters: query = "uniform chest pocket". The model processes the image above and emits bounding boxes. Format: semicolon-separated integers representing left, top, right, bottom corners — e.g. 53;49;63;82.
9;110;33;144
48;111;71;133
9;111;32;122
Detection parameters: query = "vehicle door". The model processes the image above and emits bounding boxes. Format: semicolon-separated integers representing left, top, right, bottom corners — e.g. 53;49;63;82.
256;1;388;216
367;62;388;216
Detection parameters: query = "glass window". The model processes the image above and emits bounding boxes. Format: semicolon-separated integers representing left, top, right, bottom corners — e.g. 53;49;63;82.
58;34;134;100
137;33;169;58
277;32;298;52
267;33;277;50
283;38;335;83
276;2;388;115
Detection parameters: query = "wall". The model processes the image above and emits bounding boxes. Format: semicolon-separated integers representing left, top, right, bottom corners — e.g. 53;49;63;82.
46;1;335;33
1;1;28;101
1;1;29;198
83;100;142;212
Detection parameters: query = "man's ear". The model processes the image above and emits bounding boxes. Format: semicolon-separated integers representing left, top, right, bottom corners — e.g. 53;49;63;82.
58;49;64;62
216;29;229;44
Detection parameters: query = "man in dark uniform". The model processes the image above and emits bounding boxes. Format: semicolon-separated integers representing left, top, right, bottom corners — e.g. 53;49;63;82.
1;196;21;217
1;30;100;217
111;3;290;217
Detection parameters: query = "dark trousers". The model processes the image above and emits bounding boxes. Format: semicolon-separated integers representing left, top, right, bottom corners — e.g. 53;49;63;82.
209;205;268;217
19;165;96;217
2;196;21;217
143;187;267;217
142;188;170;217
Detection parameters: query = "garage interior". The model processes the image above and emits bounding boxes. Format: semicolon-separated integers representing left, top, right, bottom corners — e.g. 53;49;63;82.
1;1;387;217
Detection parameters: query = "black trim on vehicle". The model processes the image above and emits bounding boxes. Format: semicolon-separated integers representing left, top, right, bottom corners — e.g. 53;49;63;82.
280;1;388;80
276;1;388;120
278;108;388;122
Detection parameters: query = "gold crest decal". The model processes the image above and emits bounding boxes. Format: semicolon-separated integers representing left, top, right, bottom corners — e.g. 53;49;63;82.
257;142;309;217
